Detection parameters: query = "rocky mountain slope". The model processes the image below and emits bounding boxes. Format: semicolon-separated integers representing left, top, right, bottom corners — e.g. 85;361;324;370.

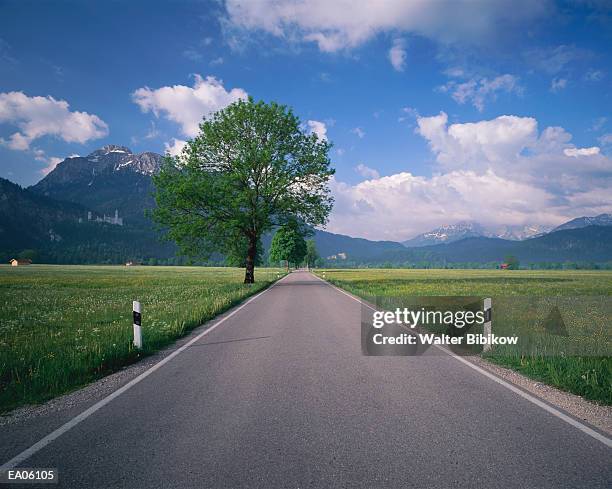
553;214;612;232
30;145;164;225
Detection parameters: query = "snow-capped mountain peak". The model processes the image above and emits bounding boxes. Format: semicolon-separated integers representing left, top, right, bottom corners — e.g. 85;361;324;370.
403;221;485;247
553;214;612;232
88;144;133;157
403;221;553;247
82;145;162;175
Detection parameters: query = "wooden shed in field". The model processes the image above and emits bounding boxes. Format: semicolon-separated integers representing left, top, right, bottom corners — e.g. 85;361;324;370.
10;258;32;266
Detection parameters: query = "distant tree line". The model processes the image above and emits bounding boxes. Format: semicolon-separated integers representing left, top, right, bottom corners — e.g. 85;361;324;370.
2;245;610;270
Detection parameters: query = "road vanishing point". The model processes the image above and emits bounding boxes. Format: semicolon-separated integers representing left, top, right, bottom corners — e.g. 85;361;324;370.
1;271;610;488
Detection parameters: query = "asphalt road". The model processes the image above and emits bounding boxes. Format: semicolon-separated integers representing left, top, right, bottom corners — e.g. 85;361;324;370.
1;271;610;488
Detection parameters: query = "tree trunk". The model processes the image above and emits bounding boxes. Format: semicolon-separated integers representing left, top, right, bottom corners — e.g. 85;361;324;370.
244;234;257;284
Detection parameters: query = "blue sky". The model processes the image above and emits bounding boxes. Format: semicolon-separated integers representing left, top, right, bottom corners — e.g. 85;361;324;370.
1;0;611;240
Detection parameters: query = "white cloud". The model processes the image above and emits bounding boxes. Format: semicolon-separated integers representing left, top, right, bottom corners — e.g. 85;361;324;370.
354;163;380;180
40;156;63;175
415;112;610;189
326;112;612;240
550;77;567;92
132;75;248;138
31;148;63;175
351;127;365;138
328;170;559;241
224;0;547;52
564;147;600;157
306;119;327;140
164;138;188;157
388;38;406;71
438;74;521;111
0;91;108;151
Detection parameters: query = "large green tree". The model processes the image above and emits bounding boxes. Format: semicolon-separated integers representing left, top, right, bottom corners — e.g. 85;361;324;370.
304;239;319;268
225;235;264;268
152;98;334;283
269;222;308;268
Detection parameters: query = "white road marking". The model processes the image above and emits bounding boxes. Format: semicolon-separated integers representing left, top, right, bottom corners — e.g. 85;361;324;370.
0;273;291;470
311;271;612;449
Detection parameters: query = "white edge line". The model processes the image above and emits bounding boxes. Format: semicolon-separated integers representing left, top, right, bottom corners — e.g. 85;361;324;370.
311;272;612;449
0;273;291;470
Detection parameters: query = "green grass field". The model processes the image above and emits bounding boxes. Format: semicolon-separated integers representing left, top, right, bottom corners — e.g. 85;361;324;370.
0;265;284;413
316;269;612;404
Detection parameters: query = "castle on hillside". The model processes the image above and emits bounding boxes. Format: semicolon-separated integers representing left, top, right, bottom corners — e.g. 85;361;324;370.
87;209;123;226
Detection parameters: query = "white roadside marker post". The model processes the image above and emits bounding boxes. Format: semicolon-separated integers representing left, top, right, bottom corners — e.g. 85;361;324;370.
133;301;142;349
483;297;492;352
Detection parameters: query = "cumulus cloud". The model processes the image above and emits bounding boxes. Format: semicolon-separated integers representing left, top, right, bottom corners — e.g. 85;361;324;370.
0;91;108;151
326;112;612;240
224;0;547;52
564;147;600;157
30;148;63;175
354;163;380;180
415;112;610;190
164;138;188;157
39;156;63;175
438;74;521;111
306;119;327;140
132;75;247;138
388;38;406;71
328;170;557;240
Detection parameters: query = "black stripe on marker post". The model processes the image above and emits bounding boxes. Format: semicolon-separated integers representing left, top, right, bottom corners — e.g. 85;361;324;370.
133;301;142;349
483;298;492;352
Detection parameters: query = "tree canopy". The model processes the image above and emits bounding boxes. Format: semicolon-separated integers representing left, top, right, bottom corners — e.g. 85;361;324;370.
151;98;335;282
304;239;319;268
269;222;308;267
225;235;264;268
505;255;520;270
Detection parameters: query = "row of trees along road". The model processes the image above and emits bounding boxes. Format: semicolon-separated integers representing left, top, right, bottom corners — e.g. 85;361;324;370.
152;98;335;283
268;222;321;269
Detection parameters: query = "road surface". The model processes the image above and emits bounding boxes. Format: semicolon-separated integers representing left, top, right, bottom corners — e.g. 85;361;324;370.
1;271;610;488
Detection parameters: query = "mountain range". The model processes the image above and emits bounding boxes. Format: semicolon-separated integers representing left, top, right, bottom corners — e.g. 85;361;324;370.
552;214;612;232
1;144;610;266
402;221;552;247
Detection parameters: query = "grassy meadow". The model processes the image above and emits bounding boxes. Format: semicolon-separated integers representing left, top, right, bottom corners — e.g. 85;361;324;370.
0;265;284;413
316;269;612;404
